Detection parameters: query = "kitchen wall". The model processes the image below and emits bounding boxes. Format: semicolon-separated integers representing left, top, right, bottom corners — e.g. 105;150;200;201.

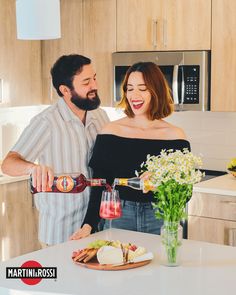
0;105;49;160
0;106;235;172
165;111;236;171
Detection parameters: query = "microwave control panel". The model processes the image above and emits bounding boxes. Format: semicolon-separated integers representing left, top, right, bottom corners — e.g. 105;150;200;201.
183;66;200;104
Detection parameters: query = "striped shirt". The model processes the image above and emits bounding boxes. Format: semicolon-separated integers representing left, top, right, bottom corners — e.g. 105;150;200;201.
12;98;109;245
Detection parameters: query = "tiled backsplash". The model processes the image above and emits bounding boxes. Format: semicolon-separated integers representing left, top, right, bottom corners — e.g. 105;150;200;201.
0;106;235;171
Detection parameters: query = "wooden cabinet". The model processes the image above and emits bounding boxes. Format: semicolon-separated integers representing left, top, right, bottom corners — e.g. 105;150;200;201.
82;0;116;106
41;0;84;104
188;192;236;246
164;0;211;51
211;0;236;111
117;0;163;51
117;0;211;51
41;0;116;106
0;0;42;106
0;180;41;261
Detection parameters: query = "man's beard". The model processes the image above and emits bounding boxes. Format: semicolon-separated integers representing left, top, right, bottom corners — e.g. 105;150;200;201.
70;89;101;111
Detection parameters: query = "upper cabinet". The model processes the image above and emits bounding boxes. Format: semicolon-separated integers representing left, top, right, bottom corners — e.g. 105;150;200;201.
117;0;163;51
117;0;211;52
83;0;116;106
0;0;42;106
41;0;116;106
41;0;84;104
211;0;236;112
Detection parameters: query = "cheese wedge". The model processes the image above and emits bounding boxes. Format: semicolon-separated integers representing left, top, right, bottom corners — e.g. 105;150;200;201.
97;246;124;265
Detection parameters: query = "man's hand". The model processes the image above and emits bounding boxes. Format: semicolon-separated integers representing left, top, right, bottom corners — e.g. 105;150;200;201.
69;224;92;240
30;165;54;192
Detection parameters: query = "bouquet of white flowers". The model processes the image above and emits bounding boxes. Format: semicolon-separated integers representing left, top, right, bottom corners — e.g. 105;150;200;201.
139;148;204;266
140;148;204;222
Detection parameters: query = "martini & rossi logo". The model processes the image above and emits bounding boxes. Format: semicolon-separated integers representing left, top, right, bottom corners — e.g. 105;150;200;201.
6;260;57;285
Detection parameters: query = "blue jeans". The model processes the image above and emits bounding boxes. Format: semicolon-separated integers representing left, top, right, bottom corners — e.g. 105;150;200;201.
103;200;163;235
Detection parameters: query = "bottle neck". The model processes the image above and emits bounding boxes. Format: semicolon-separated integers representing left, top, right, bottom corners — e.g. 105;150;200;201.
86;178;106;187
114;178;128;186
114;177;142;190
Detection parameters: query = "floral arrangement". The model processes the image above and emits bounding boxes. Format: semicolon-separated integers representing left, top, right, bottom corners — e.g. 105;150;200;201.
140;148;204;222
139;148;204;266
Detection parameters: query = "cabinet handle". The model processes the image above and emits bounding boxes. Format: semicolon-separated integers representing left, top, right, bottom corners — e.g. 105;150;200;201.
152;19;158;48
228;228;236;247
0;78;3;103
163;19;167;48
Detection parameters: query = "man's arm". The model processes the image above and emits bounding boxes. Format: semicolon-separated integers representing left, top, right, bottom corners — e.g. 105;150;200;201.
2;151;35;176
1;151;54;192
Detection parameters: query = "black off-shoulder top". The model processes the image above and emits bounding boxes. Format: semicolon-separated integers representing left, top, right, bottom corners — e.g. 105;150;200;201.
82;134;191;231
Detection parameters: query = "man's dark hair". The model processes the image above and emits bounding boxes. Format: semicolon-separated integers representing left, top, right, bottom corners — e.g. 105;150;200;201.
50;54;91;97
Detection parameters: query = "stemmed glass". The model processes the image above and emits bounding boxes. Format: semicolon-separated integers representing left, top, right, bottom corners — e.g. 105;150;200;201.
99;189;122;239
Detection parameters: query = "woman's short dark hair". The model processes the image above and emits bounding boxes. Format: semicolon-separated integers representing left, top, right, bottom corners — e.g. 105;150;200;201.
50;54;91;97
118;62;174;120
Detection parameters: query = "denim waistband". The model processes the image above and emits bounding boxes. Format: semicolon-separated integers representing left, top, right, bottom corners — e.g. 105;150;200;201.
121;199;153;209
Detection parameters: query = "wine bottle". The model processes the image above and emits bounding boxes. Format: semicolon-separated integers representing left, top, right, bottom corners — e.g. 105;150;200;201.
30;173;107;194
113;177;154;191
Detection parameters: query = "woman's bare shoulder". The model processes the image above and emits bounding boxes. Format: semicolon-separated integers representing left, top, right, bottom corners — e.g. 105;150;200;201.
161;121;187;140
168;124;187;139
99;117;128;135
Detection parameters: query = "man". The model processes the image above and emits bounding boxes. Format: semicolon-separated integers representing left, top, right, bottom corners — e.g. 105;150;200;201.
1;54;109;246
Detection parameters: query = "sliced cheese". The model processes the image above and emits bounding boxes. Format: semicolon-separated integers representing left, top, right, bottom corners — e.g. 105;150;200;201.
97;246;124;265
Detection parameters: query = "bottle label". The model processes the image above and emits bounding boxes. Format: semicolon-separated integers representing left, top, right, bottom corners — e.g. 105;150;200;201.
56;175;75;192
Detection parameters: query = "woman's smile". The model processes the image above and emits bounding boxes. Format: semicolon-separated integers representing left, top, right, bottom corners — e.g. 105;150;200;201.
131;99;144;109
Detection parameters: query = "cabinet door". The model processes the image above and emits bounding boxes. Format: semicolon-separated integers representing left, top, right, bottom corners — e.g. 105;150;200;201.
188;192;236;221
83;0;116;106
0;0;42;106
165;0;211;50
188;216;236;246
117;0;164;51
211;0;236;111
117;0;211;52
0;180;41;261
41;0;84;104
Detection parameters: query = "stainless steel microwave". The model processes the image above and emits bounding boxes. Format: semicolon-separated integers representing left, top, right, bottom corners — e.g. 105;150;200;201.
112;51;210;111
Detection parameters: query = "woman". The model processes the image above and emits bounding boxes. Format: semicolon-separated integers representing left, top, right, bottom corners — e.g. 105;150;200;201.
70;62;190;239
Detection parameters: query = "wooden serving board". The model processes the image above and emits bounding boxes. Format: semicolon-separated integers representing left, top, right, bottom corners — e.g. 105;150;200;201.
73;259;151;271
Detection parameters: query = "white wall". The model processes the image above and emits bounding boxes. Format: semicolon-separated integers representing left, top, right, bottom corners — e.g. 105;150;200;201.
0;106;235;172
0;105;49;160
166;111;236;171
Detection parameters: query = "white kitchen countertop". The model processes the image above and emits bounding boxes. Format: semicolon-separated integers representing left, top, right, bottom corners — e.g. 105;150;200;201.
0;164;29;184
0;173;29;185
0;228;236;295
193;174;236;196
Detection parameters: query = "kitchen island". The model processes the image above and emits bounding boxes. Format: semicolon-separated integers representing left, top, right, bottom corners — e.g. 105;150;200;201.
193;173;236;196
189;174;236;245
0;228;235;295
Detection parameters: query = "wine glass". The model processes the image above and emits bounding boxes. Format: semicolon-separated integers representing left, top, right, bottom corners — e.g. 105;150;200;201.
99;190;122;239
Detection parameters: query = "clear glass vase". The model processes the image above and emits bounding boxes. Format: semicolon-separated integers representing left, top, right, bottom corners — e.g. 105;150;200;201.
160;221;183;266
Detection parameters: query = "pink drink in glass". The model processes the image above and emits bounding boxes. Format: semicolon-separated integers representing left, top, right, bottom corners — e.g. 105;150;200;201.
99;200;122;220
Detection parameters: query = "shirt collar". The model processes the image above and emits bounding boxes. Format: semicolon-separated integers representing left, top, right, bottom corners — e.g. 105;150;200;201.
58;97;97;125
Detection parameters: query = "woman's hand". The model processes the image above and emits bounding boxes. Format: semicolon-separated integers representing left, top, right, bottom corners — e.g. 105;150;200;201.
140;171;154;193
69;224;92;240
